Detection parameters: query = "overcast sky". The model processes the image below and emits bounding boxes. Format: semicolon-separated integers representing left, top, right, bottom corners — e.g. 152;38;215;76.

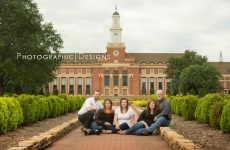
33;0;230;62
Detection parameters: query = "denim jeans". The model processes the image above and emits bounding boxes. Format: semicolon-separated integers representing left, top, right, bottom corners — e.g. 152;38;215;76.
89;121;102;135
148;116;171;132
105;125;117;133
119;122;130;130
125;122;146;135
78;110;94;128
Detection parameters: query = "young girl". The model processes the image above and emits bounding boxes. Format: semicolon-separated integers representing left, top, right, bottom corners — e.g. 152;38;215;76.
119;100;159;135
114;98;135;131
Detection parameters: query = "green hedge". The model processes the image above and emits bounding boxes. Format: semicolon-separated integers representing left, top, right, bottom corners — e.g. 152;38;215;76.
0;94;85;134
220;100;230;133
181;95;198;120
195;94;223;124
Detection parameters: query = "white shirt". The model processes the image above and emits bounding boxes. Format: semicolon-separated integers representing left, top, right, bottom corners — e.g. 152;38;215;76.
115;107;134;127
78;97;103;115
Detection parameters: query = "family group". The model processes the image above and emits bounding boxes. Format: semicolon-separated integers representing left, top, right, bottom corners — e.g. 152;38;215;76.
77;90;171;136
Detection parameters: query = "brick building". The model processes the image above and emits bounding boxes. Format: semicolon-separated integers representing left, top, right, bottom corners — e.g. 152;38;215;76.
48;7;230;96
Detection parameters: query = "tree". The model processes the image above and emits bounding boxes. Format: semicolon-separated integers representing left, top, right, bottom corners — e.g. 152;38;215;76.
0;0;63;96
179;64;221;95
166;50;208;95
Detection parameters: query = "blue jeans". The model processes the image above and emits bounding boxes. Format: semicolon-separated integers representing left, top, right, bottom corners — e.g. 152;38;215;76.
89;121;102;135
148;116;171;132
125;122;146;135
105;125;117;133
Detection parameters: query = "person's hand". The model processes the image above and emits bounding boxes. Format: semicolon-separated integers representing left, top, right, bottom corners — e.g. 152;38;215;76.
115;124;120;130
145;125;149;129
105;122;111;125
154;117;158;122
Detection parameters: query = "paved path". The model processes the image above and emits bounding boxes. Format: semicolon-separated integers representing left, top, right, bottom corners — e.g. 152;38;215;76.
45;106;172;150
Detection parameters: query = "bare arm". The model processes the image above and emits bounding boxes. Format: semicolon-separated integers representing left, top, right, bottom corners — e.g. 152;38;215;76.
86;106;96;111
114;113;120;130
130;114;135;126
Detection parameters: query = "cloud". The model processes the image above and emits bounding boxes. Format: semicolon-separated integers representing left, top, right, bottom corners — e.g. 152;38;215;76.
34;0;230;62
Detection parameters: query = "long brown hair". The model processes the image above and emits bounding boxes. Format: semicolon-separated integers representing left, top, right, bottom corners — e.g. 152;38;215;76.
103;99;113;112
146;100;158;115
120;98;129;113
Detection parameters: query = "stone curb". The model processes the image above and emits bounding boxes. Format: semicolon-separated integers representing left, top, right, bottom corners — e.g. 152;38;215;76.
7;118;81;150
131;104;204;150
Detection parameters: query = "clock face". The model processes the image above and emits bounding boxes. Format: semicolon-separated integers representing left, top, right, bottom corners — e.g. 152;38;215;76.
113;50;119;56
114;33;118;42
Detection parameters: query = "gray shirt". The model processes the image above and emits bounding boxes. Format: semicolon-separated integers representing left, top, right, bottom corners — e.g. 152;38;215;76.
156;98;172;120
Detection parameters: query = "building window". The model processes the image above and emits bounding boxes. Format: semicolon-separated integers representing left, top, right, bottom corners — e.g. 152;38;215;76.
61;77;66;94
158;69;163;74
122;70;128;86
150;69;154;74
150;62;154;64
142;62;145;64
142;69;146;74
53;78;57;93
141;77;146;94
61;69;66;74
69;77;74;94
77;77;82;94
86;77;91;94
114;60;118;63
104;70;110;86
158;62;162;64
70;62;74;64
62;62;66;64
150;77;154;94
113;71;119;86
78;69;82;74
158;77;163;90
224;76;226;80
223;82;226;88
69;69;74;74
86;69;90;74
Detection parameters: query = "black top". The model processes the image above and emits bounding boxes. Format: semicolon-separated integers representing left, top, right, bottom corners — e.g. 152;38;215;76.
137;110;160;126
95;109;114;127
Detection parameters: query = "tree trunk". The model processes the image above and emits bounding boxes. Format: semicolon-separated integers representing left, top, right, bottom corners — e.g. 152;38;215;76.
0;75;5;96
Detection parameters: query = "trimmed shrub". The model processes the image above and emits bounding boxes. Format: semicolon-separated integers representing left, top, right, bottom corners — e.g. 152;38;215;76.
171;96;184;116
195;94;223;124
34;96;49;120
189;89;195;95
220;100;230;133
181;95;198;120
198;88;204;98
209;101;223;128
17;94;39;124
0;98;8;134
132;101;148;107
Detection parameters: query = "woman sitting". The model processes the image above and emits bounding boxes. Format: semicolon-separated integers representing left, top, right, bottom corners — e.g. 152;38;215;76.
114;98;135;131
119;100;159;135
83;99;115;135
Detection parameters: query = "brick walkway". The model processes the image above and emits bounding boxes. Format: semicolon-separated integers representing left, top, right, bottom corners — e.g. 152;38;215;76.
45;106;172;150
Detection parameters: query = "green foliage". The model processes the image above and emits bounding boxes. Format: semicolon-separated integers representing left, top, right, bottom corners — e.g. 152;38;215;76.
189;89;195;95
171;96;184;116
166;50;208;95
132;101;148;107
17;94;39;124
195;94;223;124
47;96;60;117
0;0;63;96
209;101;223;128
198;88;204;98
181;95;198;120
0;98;8;134
150;94;157;100
53;89;59;95
203;88;210;96
34;96;49;120
179;64;221;95
220;100;230;133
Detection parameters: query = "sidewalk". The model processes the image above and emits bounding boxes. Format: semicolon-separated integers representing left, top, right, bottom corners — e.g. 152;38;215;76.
45;106;172;150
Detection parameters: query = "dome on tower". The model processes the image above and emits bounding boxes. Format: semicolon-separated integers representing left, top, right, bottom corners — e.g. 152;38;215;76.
113;11;119;15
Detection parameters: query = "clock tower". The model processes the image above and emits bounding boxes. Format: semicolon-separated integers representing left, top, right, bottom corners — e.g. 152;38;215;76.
105;5;127;63
110;5;122;43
